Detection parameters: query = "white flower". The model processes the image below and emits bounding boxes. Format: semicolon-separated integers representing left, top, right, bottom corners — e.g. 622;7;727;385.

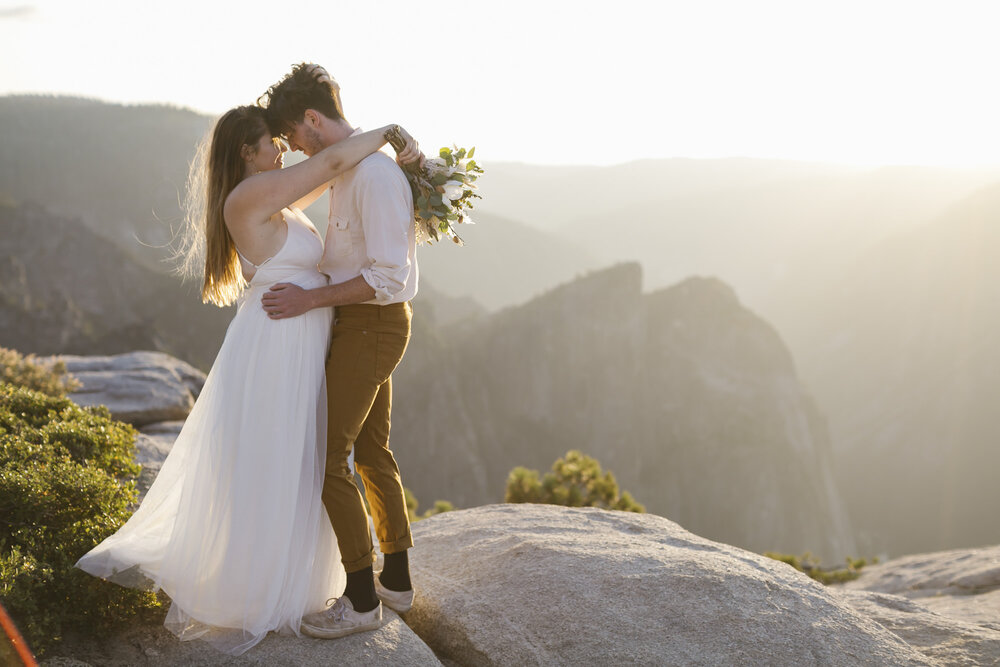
442;182;465;202
425;159;448;177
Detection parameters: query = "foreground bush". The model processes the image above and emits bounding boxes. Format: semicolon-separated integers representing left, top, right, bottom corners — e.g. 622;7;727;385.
0;382;161;656
0;347;79;398
505;450;645;513
765;552;877;585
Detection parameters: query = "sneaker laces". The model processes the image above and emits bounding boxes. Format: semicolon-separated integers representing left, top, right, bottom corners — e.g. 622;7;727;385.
322;598;346;622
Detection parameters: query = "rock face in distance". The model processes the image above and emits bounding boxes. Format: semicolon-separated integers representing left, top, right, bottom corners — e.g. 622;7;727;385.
406;504;927;666
0;201;236;371
56;351;206;427
395;264;855;561
780;185;1000;557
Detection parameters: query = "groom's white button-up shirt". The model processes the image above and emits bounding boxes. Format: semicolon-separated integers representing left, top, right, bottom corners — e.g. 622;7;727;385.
320;129;418;305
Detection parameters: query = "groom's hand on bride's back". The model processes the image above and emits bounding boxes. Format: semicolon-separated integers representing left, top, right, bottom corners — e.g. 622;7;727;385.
262;283;313;319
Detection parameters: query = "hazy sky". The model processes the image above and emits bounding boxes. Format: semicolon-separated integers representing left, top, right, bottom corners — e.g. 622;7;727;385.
2;0;999;166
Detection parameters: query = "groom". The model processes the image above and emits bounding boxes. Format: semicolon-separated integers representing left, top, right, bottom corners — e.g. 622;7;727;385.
259;64;418;638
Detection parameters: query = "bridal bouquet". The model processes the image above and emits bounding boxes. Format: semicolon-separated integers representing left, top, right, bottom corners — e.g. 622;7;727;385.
385;127;483;245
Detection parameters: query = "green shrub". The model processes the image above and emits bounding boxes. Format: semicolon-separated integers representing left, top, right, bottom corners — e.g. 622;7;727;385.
0;347;80;398
404;487;456;522
421;500;455;519
505;450;645;513
403;486;418;521
0;383;161;656
764;551;878;585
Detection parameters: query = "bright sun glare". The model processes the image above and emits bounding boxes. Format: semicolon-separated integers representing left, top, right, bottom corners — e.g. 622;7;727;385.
1;0;999;167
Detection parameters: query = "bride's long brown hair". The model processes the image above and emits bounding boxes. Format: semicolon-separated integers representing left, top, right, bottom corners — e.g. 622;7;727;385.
177;106;269;306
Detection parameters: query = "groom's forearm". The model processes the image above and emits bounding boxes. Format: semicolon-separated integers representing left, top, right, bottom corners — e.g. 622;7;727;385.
263;275;378;319
307;275;377;309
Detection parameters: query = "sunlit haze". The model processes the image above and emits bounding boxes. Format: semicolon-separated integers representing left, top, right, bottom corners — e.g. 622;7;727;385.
4;0;1000;603
2;0;999;167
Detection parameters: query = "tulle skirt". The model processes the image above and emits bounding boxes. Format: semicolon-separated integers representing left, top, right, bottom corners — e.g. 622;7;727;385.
76;275;343;655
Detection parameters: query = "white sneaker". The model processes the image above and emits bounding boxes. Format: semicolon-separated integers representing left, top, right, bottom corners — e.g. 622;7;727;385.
375;576;415;613
300;597;383;639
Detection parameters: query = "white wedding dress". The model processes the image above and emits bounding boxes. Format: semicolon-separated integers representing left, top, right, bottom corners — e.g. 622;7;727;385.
76;208;344;655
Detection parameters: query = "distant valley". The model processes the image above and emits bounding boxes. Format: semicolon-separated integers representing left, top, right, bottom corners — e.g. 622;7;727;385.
3;94;999;558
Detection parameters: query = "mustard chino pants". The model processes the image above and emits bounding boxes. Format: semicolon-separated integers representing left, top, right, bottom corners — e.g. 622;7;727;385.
322;302;413;572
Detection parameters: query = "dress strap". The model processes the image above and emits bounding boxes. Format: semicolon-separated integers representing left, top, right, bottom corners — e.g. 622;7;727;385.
233;209;289;269
235;245;266;269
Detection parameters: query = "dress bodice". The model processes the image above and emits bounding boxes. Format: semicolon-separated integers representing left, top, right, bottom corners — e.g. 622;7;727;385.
239;208;327;290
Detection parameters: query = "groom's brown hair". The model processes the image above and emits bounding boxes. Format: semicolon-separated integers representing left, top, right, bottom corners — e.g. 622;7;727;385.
260;63;345;136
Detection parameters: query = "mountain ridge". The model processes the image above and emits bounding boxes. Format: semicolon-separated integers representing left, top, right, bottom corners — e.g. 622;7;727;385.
393;262;856;560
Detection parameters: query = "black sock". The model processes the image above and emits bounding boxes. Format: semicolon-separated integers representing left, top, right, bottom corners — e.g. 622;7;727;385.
344;566;378;613
380;550;412;592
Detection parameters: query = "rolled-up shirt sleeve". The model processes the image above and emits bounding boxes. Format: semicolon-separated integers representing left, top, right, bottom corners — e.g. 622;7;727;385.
356;160;413;304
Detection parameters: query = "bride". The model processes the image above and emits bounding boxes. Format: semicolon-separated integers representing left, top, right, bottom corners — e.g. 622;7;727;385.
75;96;420;654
